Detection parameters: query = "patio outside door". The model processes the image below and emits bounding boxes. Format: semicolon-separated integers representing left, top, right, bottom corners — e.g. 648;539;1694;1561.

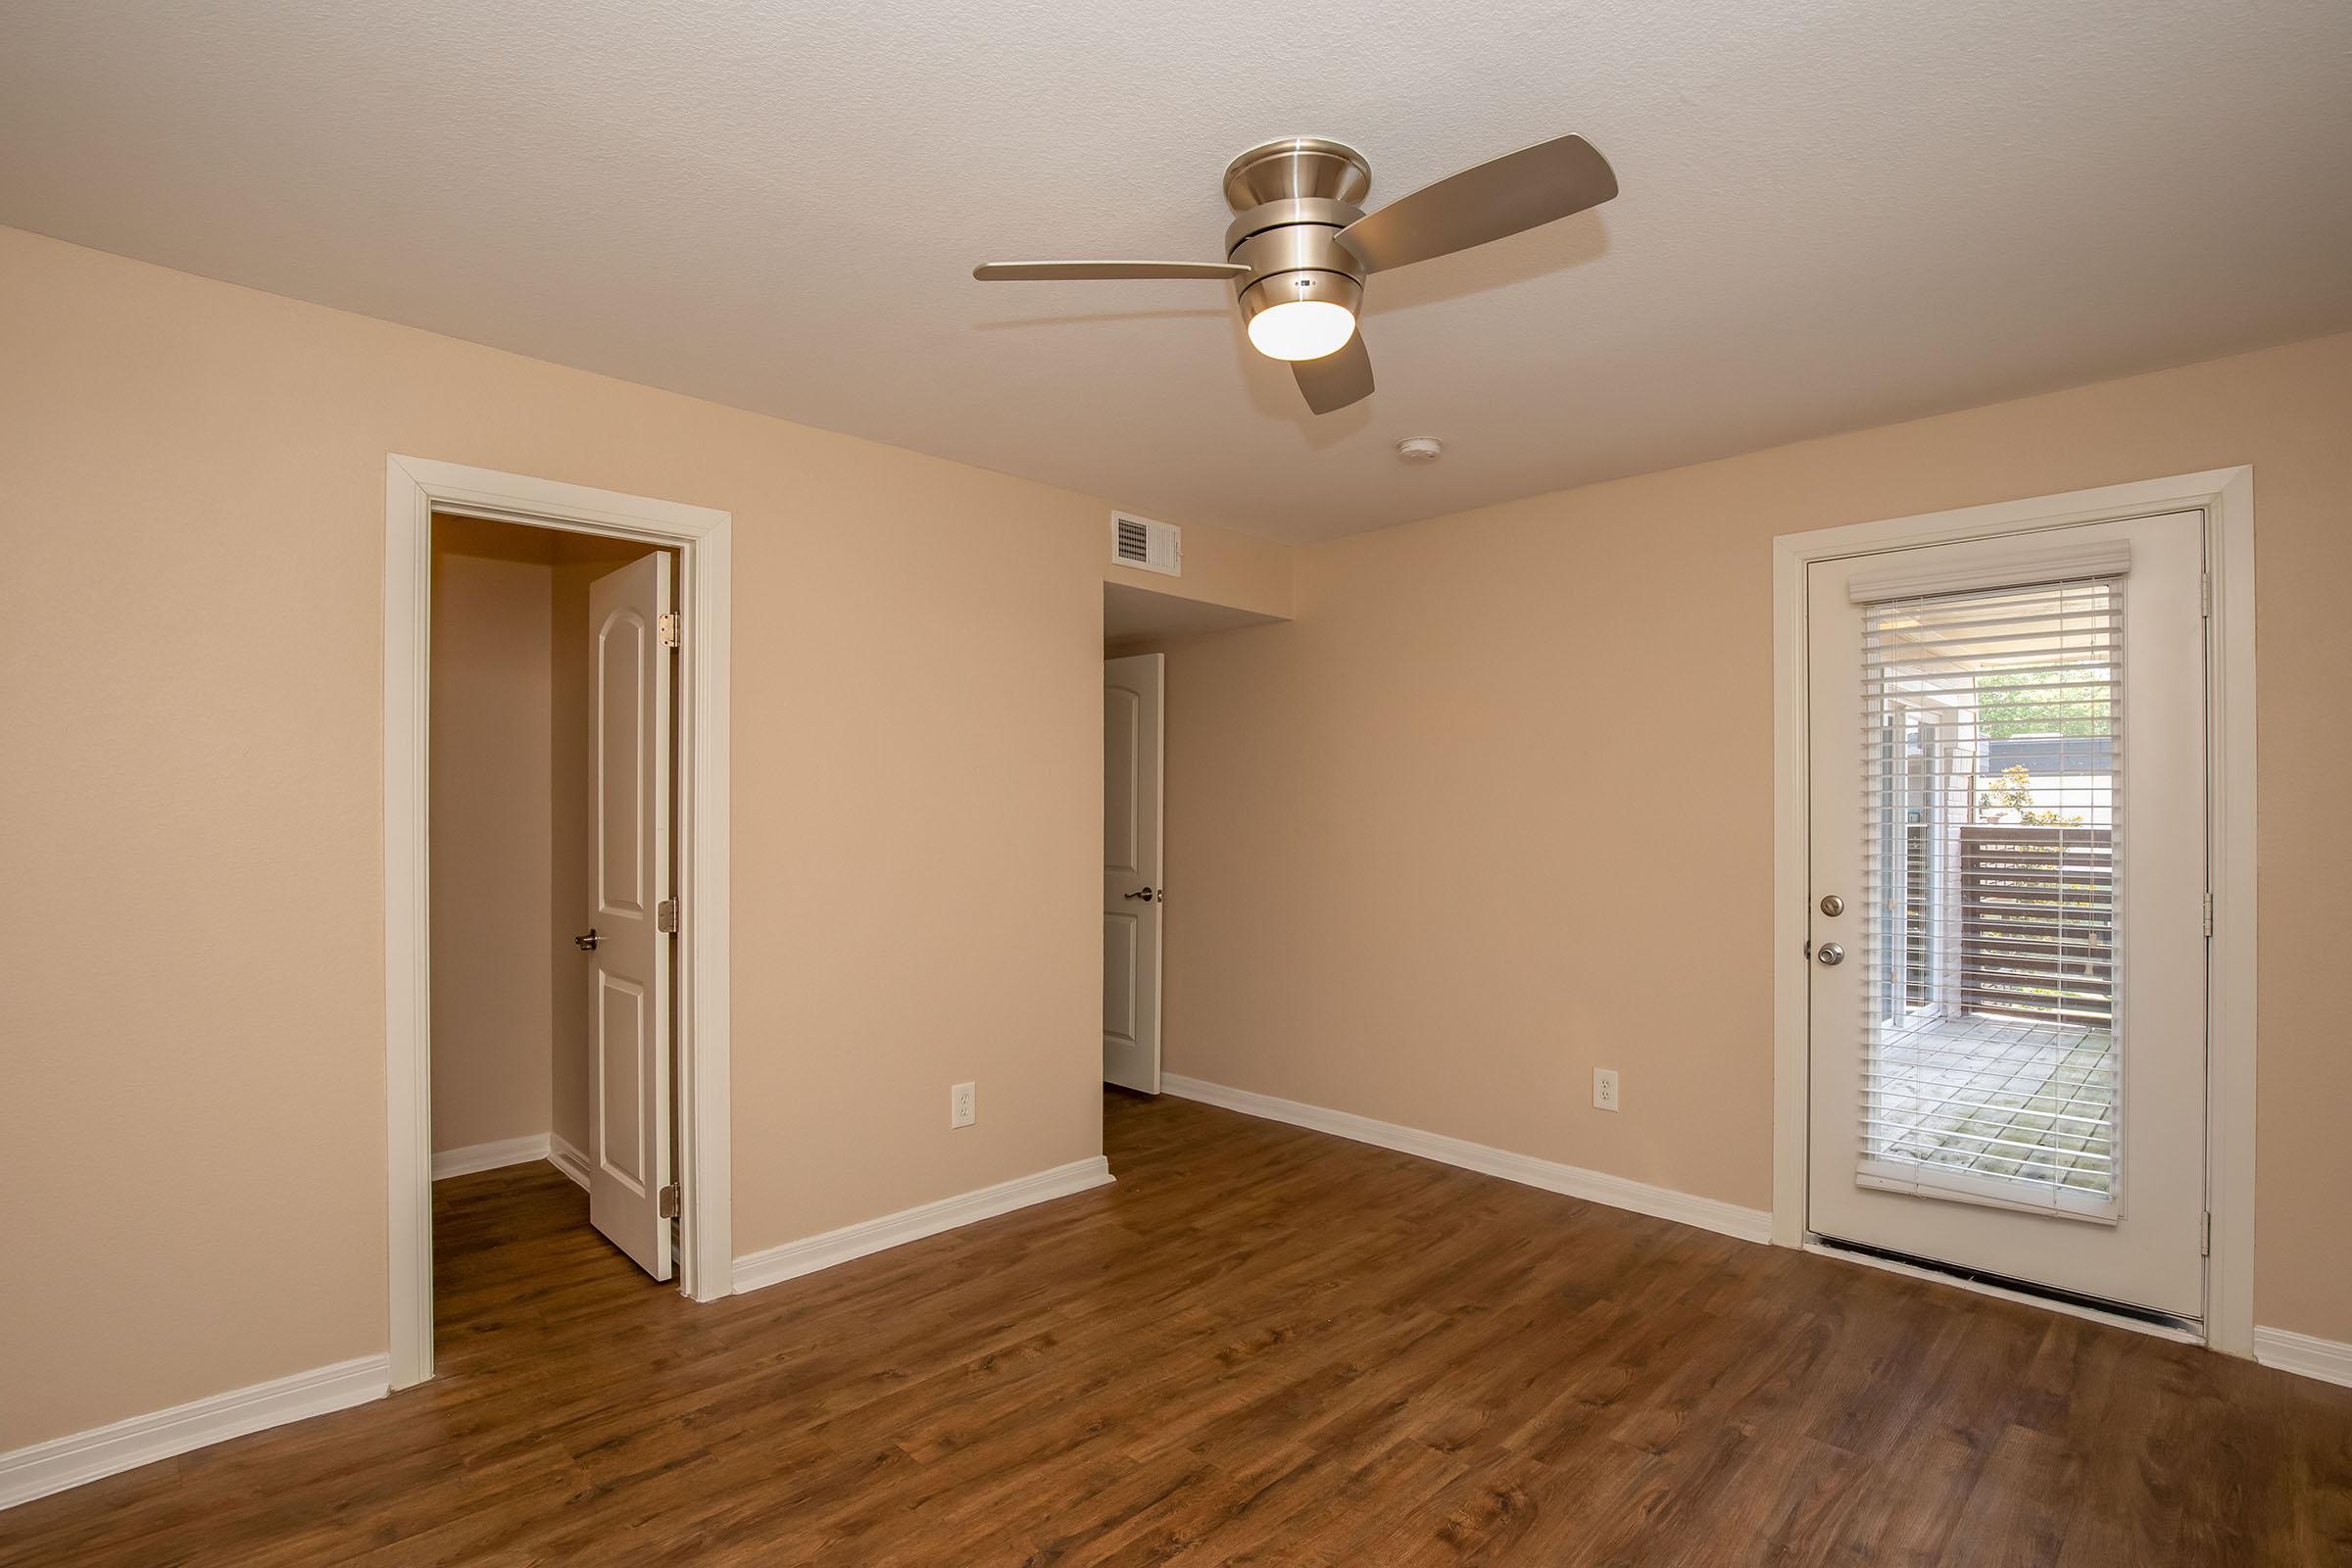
1805;511;2208;1320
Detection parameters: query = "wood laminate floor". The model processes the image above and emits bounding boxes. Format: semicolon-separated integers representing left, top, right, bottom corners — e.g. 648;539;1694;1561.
5;1090;2349;1565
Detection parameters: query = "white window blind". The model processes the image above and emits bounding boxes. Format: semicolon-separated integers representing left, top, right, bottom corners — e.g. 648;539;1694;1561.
1854;571;2126;1221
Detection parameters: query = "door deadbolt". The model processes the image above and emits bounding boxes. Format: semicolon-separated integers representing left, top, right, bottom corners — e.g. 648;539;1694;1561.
1815;942;1845;966
1819;894;1845;917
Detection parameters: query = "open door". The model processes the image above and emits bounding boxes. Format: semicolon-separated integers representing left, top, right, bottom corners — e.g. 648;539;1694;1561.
584;553;674;1279
1103;653;1163;1093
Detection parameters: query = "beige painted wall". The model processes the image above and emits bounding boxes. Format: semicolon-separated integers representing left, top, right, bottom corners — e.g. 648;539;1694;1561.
1157;330;2352;1346
0;224;1292;1451
428;517;557;1152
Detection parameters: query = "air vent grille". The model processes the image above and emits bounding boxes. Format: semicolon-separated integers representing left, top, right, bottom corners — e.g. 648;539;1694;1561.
1109;512;1181;576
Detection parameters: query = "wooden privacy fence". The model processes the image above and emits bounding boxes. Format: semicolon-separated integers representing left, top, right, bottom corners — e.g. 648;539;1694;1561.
1956;823;2116;1025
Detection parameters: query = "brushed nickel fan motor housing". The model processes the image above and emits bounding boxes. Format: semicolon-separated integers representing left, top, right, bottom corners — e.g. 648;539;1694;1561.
1221;138;1373;334
1220;136;1372;207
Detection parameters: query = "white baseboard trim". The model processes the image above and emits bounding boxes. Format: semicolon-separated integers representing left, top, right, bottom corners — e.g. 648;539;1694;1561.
548;1132;592;1193
2255;1326;2352;1389
732;1155;1115;1296
431;1133;553;1181
1159;1073;1773;1246
0;1354;390;1511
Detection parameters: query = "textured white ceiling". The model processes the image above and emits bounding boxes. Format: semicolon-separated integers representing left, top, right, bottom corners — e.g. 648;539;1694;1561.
5;1;2349;542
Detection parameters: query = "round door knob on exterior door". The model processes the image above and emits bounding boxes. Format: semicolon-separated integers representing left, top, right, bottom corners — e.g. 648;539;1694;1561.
1816;942;1845;966
573;929;600;951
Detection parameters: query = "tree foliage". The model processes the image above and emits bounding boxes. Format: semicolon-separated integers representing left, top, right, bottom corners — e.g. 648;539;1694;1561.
1975;668;2108;740
1976;763;2082;826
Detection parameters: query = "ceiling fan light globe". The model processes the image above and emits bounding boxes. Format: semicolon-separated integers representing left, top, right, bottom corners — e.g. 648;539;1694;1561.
1247;300;1357;362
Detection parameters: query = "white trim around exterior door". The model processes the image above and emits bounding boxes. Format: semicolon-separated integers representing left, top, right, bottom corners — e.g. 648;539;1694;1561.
1769;467;2256;1356
384;455;734;1391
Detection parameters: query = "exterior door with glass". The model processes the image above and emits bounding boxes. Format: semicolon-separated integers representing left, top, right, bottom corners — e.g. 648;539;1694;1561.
1805;511;2208;1319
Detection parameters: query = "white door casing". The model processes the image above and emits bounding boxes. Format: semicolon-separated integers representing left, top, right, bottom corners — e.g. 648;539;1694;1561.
388;455;732;1390
587;553;674;1279
1805;511;2208;1318
1103;653;1164;1094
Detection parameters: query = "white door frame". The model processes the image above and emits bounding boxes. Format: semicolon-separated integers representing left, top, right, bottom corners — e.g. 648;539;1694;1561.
384;455;733;1389
1769;466;2256;1354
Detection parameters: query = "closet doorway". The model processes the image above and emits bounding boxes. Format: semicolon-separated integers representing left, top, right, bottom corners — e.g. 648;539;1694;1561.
428;516;679;1281
385;457;735;1390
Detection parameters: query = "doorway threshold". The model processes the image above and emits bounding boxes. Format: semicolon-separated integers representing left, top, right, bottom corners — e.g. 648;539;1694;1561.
1808;1234;2204;1344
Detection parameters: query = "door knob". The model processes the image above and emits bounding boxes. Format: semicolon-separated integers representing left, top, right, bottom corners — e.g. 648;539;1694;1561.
1123;887;1155;901
1816;942;1844;966
573;929;600;951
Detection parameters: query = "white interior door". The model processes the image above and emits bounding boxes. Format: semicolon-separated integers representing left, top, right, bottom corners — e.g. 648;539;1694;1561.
1103;653;1163;1094
1806;512;2208;1319
586;553;673;1279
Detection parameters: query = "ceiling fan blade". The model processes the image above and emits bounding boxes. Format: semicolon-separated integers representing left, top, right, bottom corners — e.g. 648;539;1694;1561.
1293;331;1374;415
1337;133;1617;273
973;261;1250;281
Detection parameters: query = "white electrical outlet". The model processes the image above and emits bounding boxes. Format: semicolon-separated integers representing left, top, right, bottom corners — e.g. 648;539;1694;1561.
1593;1068;1620;1112
951;1082;977;1128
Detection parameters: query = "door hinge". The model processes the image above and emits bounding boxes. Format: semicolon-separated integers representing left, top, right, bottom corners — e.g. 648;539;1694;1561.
657;898;680;934
2201;1210;2211;1257
2200;571;2212;617
2202;892;2214;938
658;611;682;648
659;1184;681;1220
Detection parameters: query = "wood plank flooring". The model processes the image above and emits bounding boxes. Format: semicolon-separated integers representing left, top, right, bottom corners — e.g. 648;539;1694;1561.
5;1090;2349;1564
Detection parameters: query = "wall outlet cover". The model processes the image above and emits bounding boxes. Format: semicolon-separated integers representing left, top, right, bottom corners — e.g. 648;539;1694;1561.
1593;1068;1620;1112
952;1082;977;1128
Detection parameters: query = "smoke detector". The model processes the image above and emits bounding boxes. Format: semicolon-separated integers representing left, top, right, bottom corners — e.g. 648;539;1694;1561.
1396;437;1445;465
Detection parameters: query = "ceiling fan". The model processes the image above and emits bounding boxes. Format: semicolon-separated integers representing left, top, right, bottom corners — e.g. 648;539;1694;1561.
972;133;1617;415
